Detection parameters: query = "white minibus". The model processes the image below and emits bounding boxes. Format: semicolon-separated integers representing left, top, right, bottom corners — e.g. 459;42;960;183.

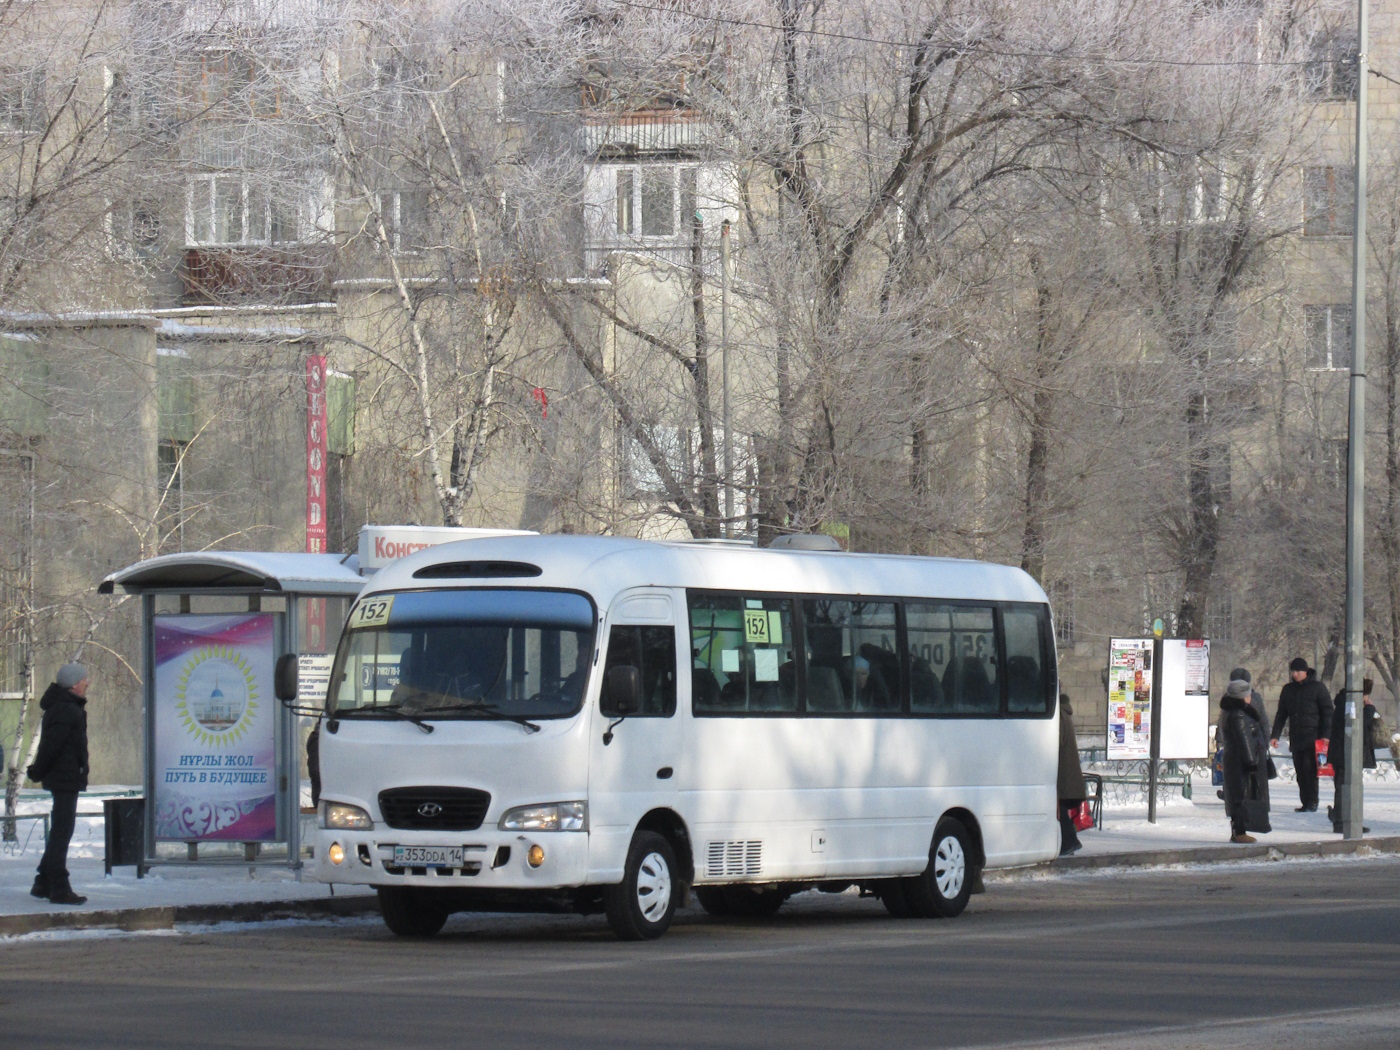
296;534;1061;939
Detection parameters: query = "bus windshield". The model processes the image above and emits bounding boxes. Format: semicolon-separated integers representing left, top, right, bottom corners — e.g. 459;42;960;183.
327;589;595;721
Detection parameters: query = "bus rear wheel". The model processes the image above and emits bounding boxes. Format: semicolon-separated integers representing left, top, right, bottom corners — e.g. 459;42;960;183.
604;831;680;940
378;886;449;937
903;817;975;919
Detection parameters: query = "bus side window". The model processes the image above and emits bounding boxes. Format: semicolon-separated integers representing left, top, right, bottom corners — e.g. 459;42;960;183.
1003;607;1050;715
603;625;677;717
688;593;797;714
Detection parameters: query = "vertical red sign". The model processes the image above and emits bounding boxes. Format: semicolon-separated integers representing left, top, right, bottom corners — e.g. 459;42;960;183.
305;354;328;651
306;354;328;554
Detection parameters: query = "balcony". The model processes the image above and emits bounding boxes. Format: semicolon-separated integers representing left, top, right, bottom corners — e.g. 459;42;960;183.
180;246;332;305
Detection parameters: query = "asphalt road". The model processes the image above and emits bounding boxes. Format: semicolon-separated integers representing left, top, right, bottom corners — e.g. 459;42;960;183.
2;857;1398;1050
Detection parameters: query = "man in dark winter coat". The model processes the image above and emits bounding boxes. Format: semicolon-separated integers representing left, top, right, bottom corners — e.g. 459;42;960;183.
1328;678;1380;833
26;662;91;905
1057;694;1088;856
1221;678;1271;842
1271;657;1334;812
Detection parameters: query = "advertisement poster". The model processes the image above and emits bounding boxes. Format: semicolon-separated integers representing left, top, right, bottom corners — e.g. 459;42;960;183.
1160;638;1211;760
1107;638;1154;759
153;614;278;841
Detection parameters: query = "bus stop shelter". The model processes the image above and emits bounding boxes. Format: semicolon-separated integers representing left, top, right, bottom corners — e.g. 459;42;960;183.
100;552;366;874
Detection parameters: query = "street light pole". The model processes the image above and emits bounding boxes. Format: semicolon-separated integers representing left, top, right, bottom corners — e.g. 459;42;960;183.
1343;0;1369;840
721;220;733;538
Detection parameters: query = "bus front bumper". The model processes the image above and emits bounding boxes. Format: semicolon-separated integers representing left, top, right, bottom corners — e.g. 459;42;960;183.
309;827;591;890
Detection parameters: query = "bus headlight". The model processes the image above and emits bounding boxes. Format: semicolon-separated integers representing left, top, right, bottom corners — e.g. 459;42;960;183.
498;801;587;832
320;801;373;830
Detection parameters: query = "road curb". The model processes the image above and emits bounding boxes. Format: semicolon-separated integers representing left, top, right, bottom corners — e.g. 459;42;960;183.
998;834;1400;877
0;893;379;938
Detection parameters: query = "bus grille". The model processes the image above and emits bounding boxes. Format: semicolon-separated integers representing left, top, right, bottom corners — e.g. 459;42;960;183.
706;840;763;878
378;787;491;831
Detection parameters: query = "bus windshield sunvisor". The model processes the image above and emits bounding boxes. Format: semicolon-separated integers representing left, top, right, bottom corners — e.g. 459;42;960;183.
327;589;595;721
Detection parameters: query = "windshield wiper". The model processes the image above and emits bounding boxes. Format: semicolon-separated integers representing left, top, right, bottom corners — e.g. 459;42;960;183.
340;702;435;734
417;700;541;734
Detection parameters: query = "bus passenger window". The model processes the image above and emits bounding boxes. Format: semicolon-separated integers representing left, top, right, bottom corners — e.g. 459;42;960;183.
603;625;677;717
801;599;898;714
907;604;998;715
1003;607;1050;715
688;592;797;714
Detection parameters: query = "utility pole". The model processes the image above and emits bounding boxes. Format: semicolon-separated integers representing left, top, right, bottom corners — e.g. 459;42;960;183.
1343;0;1369;840
721;220;733;538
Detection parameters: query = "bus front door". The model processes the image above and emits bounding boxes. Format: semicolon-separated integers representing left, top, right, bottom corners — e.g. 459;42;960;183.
588;605;684;877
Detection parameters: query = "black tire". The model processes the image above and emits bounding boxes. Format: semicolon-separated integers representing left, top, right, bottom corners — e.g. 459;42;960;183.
695;886;734;916
903;817;976;919
877;877;915;918
722;886;786;918
378;886;449;937
604;831;680;940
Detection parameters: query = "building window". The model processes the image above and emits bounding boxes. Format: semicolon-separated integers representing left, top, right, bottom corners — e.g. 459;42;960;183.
187;176;301;246
1306;30;1358;100
107;199;162;259
1047;580;1075;648
183;51;281;118
0;66;45;133
1304;304;1352;371
1207;592;1233;647
376;190;428;253
613;164;696;238
0;449;34;698
1303;166;1353;237
157;439;187;552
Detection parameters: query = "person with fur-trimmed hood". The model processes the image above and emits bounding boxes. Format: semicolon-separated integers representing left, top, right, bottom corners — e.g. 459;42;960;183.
1221;678;1271;843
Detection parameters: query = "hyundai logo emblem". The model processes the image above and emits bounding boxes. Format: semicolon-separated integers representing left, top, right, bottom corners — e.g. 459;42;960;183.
417;802;443;818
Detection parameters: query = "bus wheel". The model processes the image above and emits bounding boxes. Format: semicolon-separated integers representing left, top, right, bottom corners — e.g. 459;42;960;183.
604;831;680;940
877;878;915;918
723;887;785;918
377;886;449;937
904;817;975;919
695;887;733;916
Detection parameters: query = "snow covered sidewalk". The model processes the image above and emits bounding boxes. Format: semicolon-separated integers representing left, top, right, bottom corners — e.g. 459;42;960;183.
2;774;1398;933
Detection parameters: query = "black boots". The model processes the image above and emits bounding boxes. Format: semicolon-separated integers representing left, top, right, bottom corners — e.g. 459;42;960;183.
47;886;87;905
29;877;48;899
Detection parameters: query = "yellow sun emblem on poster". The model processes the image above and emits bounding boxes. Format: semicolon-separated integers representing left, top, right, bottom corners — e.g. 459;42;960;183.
175;646;260;746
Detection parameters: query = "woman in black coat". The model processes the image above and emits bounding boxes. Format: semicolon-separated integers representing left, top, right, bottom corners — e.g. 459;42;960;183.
1220;678;1271;843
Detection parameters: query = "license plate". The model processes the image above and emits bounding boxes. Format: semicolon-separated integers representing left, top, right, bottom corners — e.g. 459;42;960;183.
393;845;464;868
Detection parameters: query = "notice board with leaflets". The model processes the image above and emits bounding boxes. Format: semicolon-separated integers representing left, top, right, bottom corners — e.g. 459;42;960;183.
1107;638;1154;759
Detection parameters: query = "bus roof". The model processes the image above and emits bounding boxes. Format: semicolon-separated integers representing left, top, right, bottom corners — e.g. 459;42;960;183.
362;535;1049;609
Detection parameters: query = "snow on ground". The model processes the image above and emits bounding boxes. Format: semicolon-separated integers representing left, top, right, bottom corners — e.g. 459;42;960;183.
0;787;369;918
2;773;1397;920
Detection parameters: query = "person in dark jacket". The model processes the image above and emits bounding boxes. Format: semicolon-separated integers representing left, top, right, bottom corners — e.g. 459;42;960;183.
1327;677;1379;833
1271;657;1334;812
1057;694;1088;856
1220;678;1271;843
1215;667;1267;762
26;662;91;905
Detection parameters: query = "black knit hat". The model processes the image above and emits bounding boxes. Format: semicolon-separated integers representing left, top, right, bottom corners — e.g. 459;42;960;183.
1289;657;1309;673
1229;667;1251;683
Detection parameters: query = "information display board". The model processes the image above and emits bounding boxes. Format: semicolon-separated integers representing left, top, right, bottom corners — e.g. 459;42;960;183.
152;614;279;841
1159;638;1210;759
1107;638;1154;759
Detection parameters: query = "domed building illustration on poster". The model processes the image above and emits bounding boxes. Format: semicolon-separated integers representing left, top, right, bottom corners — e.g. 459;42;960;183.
174;645;260;745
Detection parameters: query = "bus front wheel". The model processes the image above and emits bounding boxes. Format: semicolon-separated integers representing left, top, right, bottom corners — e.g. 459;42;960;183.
377;886;449;937
903;817;975;918
604;831;680;940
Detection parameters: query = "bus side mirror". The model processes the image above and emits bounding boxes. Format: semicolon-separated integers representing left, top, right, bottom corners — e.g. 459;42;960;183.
603;665;640;716
275;653;299;703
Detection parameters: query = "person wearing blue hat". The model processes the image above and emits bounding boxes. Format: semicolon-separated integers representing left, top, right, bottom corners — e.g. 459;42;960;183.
26;662;91;905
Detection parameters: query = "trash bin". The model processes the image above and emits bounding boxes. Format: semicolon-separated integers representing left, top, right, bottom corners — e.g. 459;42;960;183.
103;797;145;877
